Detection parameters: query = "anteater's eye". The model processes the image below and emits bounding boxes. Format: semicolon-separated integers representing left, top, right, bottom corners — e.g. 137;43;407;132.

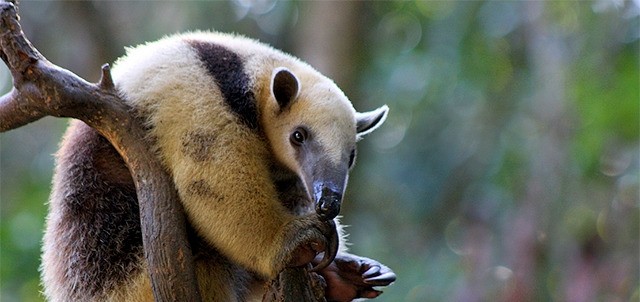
290;128;307;146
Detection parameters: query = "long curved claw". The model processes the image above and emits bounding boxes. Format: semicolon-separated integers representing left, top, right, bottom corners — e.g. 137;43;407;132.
362;265;381;278
363;271;397;286
309;219;338;272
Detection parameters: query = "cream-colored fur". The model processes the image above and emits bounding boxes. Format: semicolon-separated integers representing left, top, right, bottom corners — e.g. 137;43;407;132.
113;33;356;270
112;32;359;300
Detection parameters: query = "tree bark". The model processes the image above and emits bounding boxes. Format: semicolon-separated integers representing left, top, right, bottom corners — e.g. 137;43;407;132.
263;266;327;302
293;1;361;92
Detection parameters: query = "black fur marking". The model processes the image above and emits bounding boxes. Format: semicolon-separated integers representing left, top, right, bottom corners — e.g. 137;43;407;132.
48;121;143;299
182;131;218;162
187;179;221;199
189;40;259;130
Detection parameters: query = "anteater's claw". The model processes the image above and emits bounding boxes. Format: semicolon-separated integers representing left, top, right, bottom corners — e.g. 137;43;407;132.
309;219;338;272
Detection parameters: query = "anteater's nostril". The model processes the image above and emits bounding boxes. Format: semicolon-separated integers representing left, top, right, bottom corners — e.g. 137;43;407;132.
316;189;341;220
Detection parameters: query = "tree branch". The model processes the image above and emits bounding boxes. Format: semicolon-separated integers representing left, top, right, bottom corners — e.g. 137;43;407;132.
263;266;327;302
0;87;45;130
0;2;200;301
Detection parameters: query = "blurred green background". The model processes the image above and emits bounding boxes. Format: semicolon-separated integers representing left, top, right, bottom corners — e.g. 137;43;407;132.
1;1;638;301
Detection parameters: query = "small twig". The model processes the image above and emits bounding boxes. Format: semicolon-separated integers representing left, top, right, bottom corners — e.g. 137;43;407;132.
98;63;115;90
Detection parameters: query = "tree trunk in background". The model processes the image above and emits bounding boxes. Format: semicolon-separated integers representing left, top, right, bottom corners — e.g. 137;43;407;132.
504;1;576;300
293;1;361;94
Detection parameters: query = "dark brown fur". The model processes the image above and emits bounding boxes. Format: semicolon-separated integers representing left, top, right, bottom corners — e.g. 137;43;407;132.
43;121;143;300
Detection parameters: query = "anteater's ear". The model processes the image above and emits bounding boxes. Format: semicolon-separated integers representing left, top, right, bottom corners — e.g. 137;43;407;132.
271;67;300;110
356;105;389;139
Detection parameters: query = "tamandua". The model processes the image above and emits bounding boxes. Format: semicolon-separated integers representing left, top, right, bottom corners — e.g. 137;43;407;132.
42;32;394;301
